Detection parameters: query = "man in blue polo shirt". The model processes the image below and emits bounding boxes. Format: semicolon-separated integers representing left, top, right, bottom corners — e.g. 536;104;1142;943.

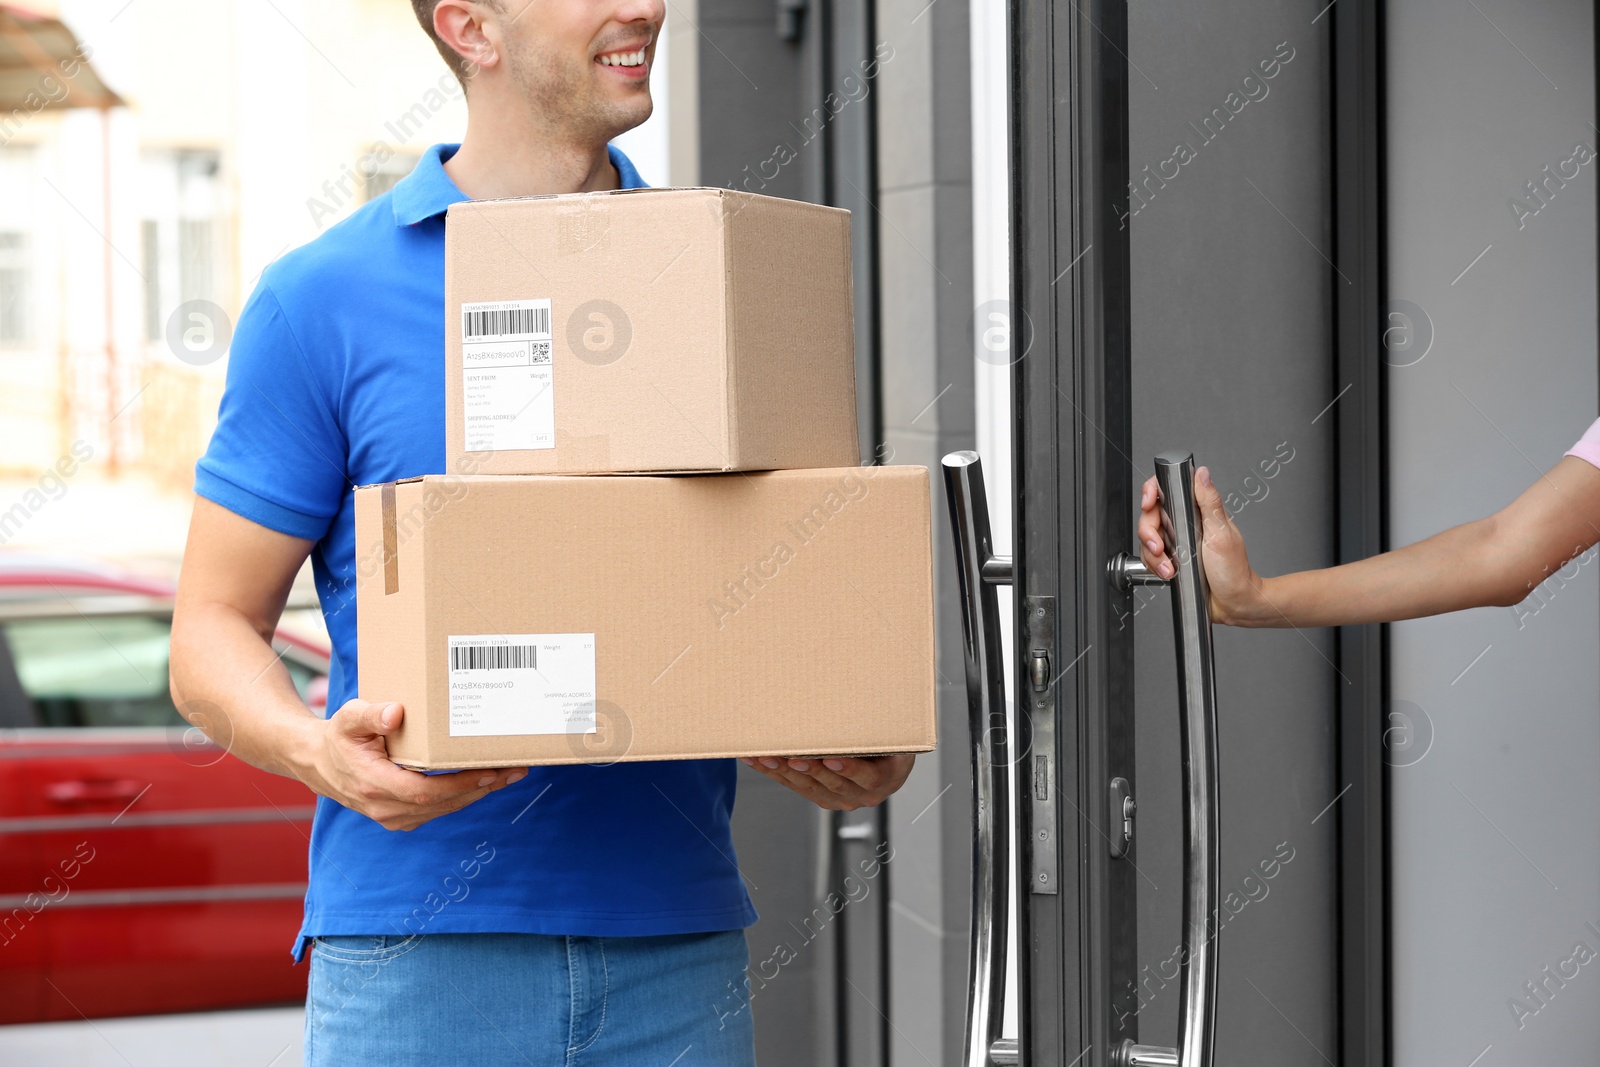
169;0;915;1062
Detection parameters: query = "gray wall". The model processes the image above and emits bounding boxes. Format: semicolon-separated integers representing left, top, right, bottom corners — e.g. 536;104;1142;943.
870;0;977;1064
1385;4;1600;1063
1128;3;1339;1061
695;1;978;1063
694;6;850;1064
696;0;816;204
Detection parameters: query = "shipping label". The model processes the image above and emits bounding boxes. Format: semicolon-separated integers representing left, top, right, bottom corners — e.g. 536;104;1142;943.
446;632;596;737
460;298;555;453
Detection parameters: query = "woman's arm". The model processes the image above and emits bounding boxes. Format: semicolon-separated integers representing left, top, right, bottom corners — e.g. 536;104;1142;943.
1136;457;1600;628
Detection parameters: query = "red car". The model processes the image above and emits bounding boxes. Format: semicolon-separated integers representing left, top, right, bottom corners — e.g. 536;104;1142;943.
0;552;328;1024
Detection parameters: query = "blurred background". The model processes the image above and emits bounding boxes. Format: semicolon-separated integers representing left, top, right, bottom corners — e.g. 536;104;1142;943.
0;0;1004;1064
0;0;674;593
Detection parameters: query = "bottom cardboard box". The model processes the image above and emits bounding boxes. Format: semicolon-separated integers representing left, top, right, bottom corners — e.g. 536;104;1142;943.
354;465;937;769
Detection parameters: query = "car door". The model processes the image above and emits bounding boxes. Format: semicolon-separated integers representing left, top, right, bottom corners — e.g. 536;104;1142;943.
0;631;45;1024
0;603;318;1021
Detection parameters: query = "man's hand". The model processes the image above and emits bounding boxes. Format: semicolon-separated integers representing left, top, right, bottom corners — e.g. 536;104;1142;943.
299;698;528;832
738;754;915;811
1138;466;1267;626
169;500;530;834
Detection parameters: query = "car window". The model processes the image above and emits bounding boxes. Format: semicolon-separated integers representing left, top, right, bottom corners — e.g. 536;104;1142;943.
0;615;323;729
3;615;182;728
0;625;35;728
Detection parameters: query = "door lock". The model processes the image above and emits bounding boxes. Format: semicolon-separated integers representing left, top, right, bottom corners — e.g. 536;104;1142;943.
1109;777;1135;858
1029;649;1050;691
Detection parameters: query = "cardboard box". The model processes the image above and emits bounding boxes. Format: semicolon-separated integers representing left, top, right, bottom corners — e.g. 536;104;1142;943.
444;188;860;475
355;466;936;769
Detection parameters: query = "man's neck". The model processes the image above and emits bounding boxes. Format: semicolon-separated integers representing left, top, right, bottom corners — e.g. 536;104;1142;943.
444;113;620;199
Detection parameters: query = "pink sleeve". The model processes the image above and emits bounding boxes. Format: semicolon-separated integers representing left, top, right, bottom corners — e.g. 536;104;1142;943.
1565;418;1600;471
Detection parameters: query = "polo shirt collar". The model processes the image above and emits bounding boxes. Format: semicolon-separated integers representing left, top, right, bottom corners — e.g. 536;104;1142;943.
391;142;649;227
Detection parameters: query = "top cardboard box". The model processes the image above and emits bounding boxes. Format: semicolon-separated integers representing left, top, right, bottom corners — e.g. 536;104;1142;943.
444;187;861;475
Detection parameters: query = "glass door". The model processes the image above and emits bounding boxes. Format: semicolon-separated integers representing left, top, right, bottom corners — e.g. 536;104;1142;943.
942;2;1388;1063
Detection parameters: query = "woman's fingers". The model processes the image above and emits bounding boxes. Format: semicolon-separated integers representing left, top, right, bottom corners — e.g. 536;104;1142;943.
1194;466;1232;536
1138;475;1172;575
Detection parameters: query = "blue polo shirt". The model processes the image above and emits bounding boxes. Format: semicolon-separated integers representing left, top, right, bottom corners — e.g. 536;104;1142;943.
196;144;758;958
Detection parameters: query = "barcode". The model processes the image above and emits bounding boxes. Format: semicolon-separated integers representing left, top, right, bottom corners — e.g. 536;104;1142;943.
451;644;538;670
463;306;550;339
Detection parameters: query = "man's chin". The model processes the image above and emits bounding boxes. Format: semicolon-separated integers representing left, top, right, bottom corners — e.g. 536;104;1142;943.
607;84;652;113
597;96;654;140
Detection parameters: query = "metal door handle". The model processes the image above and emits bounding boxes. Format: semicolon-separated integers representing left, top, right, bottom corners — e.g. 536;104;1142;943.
1110;451;1220;1067
941;451;1012;1067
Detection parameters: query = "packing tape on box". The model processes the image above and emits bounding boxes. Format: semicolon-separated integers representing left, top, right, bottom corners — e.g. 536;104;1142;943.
558;199;610;256
381;481;399;596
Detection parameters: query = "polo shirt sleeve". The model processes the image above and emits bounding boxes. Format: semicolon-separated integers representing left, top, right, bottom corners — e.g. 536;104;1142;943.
194;282;349;541
1565;418;1600;473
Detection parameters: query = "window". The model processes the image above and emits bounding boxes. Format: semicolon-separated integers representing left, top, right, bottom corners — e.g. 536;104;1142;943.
178;218;214;304
0;146;36;346
140;220;159;341
0;231;31;345
360;149;421;202
140;149;225;343
0;614;321;729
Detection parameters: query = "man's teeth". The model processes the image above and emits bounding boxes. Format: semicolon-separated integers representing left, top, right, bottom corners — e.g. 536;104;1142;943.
599;50;645;67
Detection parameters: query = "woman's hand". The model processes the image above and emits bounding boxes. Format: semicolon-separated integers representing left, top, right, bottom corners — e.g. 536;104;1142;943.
1137;466;1269;626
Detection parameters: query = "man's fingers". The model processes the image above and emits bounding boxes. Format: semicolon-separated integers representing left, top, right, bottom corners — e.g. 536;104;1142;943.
412;769;493;803
785;759;859;796
318;699;534;828
338;754;438;806
404;767;527;805
745;758;824;794
751;756;873;792
806;757;882;790
743;759;850;808
740;754;914;811
765;761;835;794
334;720;526;806
336;699;402;738
378;782;494;831
369;768;528;828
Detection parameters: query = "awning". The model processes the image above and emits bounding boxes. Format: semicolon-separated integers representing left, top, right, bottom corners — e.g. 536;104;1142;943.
0;4;122;112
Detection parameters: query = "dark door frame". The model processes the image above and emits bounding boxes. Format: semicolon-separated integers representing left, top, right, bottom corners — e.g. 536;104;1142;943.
1008;1;1389;1063
1330;3;1389;1065
1009;0;1134;1060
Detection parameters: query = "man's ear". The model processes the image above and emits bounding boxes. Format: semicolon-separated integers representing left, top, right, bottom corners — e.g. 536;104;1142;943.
435;0;501;80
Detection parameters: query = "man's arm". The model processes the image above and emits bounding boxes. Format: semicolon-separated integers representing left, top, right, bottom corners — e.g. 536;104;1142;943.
170;497;526;832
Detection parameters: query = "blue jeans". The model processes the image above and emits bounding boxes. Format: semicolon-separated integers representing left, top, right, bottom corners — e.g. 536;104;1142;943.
304;930;756;1066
